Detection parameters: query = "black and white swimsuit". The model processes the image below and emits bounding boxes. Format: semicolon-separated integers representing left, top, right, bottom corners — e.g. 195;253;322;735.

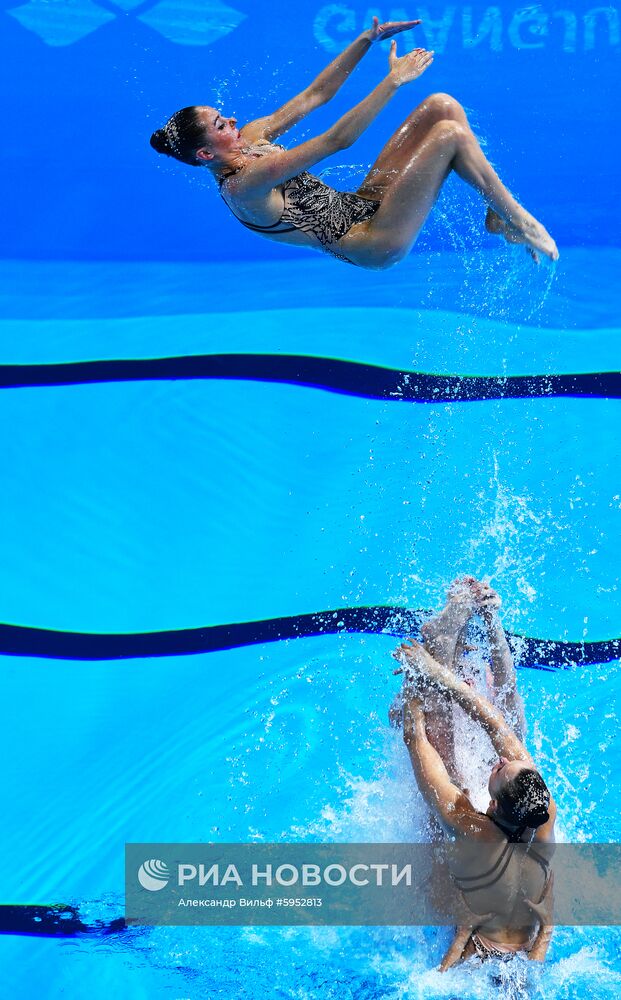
218;149;380;265
453;815;552;961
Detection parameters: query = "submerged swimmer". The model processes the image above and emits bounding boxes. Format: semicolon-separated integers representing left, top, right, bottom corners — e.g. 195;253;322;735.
391;577;556;967
150;19;558;269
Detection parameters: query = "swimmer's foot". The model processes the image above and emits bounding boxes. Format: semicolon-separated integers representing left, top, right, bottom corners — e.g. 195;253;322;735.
420;577;477;664
470;578;502;617
485;207;559;264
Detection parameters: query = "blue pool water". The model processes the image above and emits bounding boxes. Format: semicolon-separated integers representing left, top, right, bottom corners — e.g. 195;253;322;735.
3;0;621;990
0;240;620;997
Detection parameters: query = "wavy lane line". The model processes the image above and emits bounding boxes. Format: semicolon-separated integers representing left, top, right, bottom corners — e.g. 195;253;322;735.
0;355;619;401
1;608;618;668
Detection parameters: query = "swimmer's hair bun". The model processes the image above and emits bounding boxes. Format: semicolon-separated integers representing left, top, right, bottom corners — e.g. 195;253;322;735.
526;806;550;828
498;768;551;831
149;109;204;167
150;129;172;155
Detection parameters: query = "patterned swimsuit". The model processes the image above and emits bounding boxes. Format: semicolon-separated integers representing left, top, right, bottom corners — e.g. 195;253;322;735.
218;148;380;265
455;815;551;961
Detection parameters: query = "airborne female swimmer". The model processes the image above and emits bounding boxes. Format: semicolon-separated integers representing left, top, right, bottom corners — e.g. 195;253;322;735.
151;18;558;268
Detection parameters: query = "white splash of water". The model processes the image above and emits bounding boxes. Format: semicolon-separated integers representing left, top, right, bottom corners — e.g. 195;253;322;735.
465;451;568;625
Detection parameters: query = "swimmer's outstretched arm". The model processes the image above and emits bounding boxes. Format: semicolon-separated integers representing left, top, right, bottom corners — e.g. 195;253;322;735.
242;18;421;144
233;46;434;192
399;641;559;838
402;693;480;835
395;640;532;765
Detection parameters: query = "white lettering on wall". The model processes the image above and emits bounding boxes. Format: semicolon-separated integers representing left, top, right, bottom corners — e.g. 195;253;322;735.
508;6;548;49
313;5;621;52
416;4;457;50
462;6;503;51
314;4;357;52
584;6;620;49
553;10;578;52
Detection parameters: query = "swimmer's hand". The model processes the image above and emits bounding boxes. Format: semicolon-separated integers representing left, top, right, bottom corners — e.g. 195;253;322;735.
524;874;555;961
439;927;472;971
439;894;495;971
521;872;555;926
392;639;441;695
388;44;434;87
367;16;422;43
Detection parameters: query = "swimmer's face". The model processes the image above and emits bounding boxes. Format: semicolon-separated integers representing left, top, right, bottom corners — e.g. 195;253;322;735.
194;106;243;162
488;757;530;799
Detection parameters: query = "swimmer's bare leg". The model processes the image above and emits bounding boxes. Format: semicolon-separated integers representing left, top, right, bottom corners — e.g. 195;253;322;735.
390;671;459;783
357;92;471;177
395;653;480;970
414;577;487;785
346;116;558;267
473;582;526;740
420;576;478;667
423;689;460;785
485;207;541;262
397;580;478;785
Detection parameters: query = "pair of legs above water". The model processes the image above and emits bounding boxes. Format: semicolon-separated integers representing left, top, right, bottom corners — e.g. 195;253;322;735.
344;92;558;269
392;576;556;968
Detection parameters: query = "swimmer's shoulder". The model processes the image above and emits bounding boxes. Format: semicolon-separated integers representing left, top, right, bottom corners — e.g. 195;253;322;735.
456;805;509;840
223;141;286;197
447;797;503;839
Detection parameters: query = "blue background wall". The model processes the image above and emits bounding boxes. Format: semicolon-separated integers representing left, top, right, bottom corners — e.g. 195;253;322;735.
2;1;620;261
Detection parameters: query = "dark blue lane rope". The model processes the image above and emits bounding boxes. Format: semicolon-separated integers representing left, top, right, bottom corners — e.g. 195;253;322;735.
1;607;618;668
0;355;619;401
0;903;125;938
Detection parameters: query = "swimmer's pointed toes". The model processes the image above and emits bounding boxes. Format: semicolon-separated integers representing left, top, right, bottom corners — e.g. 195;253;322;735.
544;234;559;262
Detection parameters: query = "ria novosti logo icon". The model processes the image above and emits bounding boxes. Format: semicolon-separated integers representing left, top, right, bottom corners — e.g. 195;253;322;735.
7;0;246;47
138;858;171;891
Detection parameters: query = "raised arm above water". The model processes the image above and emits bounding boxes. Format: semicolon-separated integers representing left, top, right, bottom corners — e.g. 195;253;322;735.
395;640;533;765
242;18;422;143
